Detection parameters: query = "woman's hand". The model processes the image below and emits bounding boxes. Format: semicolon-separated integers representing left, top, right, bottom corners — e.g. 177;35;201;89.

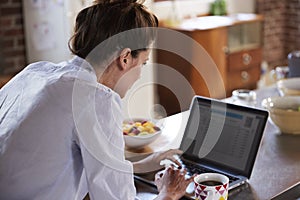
154;166;195;200
132;149;183;174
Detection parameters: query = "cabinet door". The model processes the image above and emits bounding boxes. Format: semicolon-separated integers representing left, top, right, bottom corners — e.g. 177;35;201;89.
189;28;228;98
228;21;263;53
155;49;195;116
190;28;228;79
155;28;227;116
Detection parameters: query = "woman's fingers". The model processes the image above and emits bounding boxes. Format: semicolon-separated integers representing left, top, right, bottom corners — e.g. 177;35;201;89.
160;149;183;168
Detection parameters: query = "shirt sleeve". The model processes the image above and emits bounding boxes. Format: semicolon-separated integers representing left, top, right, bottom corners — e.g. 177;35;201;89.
79;143;136;200
72;80;136;200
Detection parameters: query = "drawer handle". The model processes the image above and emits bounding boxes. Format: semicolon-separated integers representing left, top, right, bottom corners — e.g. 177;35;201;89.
243;53;252;65
241;71;250;82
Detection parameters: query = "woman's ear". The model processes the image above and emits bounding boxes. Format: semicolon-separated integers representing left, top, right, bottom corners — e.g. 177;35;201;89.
118;48;132;70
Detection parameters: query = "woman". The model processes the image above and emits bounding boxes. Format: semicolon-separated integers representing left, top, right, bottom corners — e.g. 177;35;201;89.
0;0;194;199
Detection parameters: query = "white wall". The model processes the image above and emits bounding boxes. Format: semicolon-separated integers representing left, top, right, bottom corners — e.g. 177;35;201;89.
122;0;156;119
227;0;255;14
152;0;212;20
122;52;156;119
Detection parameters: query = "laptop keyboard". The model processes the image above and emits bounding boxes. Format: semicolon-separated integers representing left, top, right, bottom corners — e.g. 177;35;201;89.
182;161;239;184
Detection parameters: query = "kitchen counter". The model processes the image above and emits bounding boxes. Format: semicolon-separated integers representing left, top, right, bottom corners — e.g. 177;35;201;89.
127;85;300;200
160;13;264;31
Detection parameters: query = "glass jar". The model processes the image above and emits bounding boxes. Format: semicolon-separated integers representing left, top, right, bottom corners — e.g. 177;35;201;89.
232;89;257;107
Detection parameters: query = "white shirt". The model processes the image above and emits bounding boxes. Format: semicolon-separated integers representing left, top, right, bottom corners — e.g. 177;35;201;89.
0;56;137;200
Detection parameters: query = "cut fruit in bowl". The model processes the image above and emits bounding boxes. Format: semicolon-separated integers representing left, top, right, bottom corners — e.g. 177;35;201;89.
123;118;162;149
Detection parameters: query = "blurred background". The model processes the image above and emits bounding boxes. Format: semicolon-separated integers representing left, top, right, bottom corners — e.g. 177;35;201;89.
0;0;299;117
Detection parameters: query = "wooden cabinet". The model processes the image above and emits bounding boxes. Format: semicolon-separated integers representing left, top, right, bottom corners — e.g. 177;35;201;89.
155;14;264;116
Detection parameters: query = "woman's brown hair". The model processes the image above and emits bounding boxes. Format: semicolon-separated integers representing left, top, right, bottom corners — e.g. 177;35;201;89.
69;0;158;65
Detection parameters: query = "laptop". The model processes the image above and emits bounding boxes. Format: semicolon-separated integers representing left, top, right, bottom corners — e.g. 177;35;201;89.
134;95;269;198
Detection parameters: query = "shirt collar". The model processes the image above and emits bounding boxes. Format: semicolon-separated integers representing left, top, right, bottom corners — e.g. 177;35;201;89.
69;56;96;75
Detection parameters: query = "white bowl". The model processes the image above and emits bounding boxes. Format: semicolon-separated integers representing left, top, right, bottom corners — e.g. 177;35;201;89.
262;96;300;134
124;132;161;149
277;78;300;96
123;119;161;149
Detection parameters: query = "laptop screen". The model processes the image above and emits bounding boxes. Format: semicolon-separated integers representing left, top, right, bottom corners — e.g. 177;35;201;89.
180;96;268;178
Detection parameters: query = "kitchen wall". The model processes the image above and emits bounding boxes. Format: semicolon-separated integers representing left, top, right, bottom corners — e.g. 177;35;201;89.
0;0;26;75
256;0;300;69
